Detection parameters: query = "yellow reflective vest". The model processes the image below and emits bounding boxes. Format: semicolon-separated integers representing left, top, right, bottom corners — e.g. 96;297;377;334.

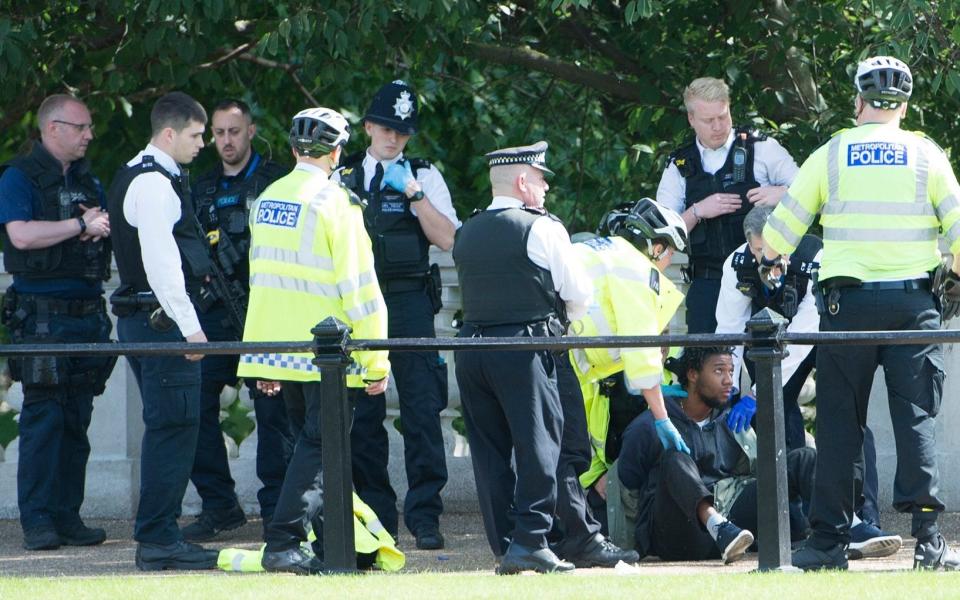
568;237;684;488
217;492;405;573
237;164;389;386
764;123;960;281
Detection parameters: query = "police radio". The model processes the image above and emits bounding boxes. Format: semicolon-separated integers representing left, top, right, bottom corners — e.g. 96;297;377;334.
732;133;748;184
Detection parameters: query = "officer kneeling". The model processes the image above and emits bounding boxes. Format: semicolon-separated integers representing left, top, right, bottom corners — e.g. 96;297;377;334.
237;107;391;575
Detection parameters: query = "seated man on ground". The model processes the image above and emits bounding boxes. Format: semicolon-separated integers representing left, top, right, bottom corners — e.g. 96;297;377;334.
617;346;816;564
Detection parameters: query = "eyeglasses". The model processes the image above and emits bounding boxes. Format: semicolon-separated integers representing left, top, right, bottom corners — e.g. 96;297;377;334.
53;120;95;134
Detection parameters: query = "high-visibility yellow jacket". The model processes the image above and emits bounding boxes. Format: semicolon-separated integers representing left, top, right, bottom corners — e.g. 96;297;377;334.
217;492;405;572
568;236;684;488
764;123;960;280
237;164;389;386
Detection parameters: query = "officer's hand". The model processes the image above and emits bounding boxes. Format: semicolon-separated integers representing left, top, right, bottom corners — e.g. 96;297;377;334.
184;330;207;361
80;205;110;240
695;193;742;219
257;380;282;396
726;394;757;433
381;161;415;195
365;375;389;395
594;472;609;501
758;254;788;290
746;185;788;207
655;418;691;454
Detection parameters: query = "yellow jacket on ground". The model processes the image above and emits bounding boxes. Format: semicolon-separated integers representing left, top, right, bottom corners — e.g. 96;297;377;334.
237;164;389;386
568;236;684;488
217;492;404;572
763;123;960;280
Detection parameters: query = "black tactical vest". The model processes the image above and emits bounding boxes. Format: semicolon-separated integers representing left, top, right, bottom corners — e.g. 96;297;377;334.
1;141;111;282
453;207;560;326
670;126;764;271
193;152;286;287
107;156;212;297
731;234;821;319
337;152;431;281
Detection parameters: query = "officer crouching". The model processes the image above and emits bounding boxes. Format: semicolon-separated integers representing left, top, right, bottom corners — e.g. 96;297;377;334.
453;141;592;574
0;94;115;551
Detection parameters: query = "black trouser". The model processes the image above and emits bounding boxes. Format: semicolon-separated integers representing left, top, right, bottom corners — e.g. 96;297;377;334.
264;381;328;552
651;448;815;561
191;305;294;521
551;352;601;557
351;288;448;538
808;284;944;548
15;303;112;533
455;323;563;555
685;276;722;334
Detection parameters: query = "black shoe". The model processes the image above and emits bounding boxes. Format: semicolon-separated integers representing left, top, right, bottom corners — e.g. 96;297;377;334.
181;506;247;542
497;543;575;575
135;540;220;571
791;540;848;571
715;521;754;565
569;533;639;568
23;526;60;551
847;521;902;560
415;528;445;550
57;523;107;546
261;547;325;575
914;534;960;570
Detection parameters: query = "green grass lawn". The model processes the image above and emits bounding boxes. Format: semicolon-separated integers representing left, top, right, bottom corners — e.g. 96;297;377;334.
3;571;960;600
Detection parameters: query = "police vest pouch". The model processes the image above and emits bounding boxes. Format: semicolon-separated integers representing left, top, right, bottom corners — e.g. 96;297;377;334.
427;263;444;314
377;232;425;274
11;335;68;389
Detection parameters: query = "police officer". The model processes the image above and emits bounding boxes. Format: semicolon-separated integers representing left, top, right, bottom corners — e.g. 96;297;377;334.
717;205;901;560
657;76;799;333
107;92;218;570
761;56;960;571
333;80;459;549
454;141;591;574
570;199;691;504
0;94;114;551
182;99;293;542
237;107;390;575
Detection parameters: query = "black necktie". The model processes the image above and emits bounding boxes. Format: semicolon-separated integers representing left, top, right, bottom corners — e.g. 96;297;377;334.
370;162;384;206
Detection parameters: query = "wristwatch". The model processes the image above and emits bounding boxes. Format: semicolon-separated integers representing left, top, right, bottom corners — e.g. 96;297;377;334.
77;216;87;235
410;189;425;201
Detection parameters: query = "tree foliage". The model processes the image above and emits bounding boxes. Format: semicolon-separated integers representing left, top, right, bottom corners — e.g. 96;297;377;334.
1;0;959;231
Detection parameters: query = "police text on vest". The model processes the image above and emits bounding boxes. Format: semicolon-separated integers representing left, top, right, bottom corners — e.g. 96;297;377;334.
256;200;301;227
847;142;908;166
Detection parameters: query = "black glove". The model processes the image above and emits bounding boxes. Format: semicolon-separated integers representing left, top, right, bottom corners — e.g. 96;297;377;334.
758;254;788;291
934;255;960;321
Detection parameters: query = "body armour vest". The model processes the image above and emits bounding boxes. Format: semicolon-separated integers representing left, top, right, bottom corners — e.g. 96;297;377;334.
193;152;286;288
107;156;212;297
453;207;560;326
1;141;111;282
670;126;765;270
731;234;821;320
337;152;431;281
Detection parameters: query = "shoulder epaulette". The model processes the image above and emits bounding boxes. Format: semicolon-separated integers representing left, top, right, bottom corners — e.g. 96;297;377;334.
338;181;367;208
408;157;432;172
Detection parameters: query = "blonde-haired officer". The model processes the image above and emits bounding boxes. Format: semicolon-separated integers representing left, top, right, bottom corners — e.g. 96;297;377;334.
238;107;390;575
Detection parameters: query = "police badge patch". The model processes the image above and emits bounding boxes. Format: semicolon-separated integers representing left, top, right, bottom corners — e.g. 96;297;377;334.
393;91;414;121
256;200;301;228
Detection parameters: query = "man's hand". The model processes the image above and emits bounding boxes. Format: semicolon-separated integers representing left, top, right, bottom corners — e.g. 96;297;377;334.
594;472;609;501
694;193;742;219
746;185;788;207
758;254;788;290
655;418;691;454
382;161;416;195
257;380;282;396
364;374;389;395
79;205;110;241
726;395;757;433
184;330;207;361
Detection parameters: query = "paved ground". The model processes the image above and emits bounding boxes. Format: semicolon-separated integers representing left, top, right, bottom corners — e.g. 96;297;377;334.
1;510;955;577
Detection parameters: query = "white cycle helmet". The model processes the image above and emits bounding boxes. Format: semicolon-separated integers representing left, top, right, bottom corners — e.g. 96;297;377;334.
855;56;912;109
289;107;351;157
598;198;688;255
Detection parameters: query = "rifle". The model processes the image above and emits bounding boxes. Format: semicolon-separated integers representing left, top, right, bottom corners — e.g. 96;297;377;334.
193;215;249;338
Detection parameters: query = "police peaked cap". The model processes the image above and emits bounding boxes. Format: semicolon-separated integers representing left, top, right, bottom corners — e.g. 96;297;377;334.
364;80;419;135
485;141;555;176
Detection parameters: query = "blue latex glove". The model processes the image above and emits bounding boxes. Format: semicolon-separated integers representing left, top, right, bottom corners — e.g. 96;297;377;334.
381;160;415;194
655;418;691;454
726;394;757;433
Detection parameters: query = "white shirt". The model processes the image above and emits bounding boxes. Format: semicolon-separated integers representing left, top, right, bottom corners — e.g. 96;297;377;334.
656;130;800;215
122;144;201;337
331;150;461;228
487;196;592;321
714;242;820;393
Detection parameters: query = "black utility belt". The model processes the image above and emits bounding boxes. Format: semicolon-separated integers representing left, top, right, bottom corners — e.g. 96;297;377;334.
461;317;563;338
15;294;104;317
109;291;162;317
382;275;428;293
683;263;724;281
822;277;930;292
